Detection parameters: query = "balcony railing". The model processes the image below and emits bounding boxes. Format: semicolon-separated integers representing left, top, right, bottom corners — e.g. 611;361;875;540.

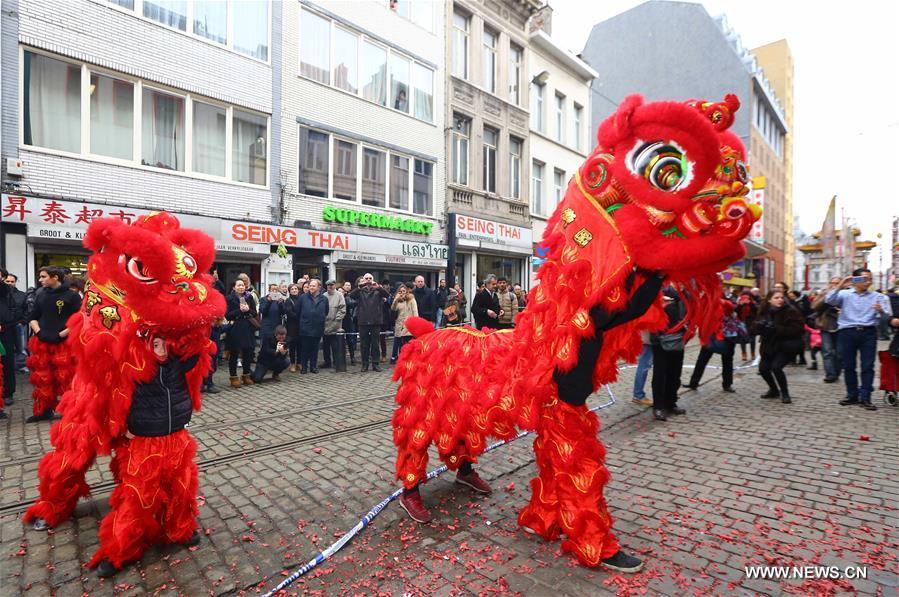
448;184;530;224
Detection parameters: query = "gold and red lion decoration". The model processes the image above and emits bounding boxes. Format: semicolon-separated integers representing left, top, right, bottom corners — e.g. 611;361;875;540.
23;212;224;570
393;94;760;567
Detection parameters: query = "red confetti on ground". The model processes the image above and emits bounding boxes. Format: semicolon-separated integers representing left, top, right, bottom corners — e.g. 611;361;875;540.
858;435;870;441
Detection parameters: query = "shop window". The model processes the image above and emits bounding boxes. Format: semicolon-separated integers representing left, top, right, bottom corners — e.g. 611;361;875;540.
413;159;433;216
299;127;329;197
333;139;357;200
192;101;226;177
232;110;267;185
300;8;330;84
141;87;185;171
476;254;523;288
90;74;133;160
361;147;386;207
194;0;227;44
390;155;410;210
23;52;81;153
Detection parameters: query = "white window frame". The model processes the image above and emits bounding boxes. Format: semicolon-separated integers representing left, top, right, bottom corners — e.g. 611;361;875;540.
387;0;435;33
97;0;271;64
531;160;544;216
532;83;544;132
483;26;497;94
452;114;470;186
554;92;565;144
508;44;522;105
573;103;583;152
452;9;470;79
509;137;521;199
553;168;565;210
20;45;269;189
297;7;435;124
483;127;498;194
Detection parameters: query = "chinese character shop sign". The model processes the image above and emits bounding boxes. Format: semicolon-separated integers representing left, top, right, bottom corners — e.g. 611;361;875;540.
2;195;143;227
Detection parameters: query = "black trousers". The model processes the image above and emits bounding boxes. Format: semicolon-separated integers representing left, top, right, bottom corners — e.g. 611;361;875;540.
689;345;734;389
651;345;684;411
759;350;792;395
299;335;321;370
321;335;338;367
359;325;381;365
252;356;289;382
1;332;16;400
228;347;254;376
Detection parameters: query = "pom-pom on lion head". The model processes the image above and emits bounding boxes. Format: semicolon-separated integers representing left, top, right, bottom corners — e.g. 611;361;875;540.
83;211;225;333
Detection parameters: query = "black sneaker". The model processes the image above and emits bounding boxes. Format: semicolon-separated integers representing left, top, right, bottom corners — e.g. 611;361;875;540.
862;402;877;411
95;559;118;578
372;364;382;372
361;364;369;372
760;390;780;399
182;529;201;547
32;518;49;531
682;383;698;390
204;385;222;394
667;406;686;416
25;411;54;423
722;386;736;393
0;411;6;419
602;550;643;573
823;377;837;383
839;397;860;406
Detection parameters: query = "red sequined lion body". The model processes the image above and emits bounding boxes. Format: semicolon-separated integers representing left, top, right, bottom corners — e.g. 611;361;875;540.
393;94;760;567
24;212;224;571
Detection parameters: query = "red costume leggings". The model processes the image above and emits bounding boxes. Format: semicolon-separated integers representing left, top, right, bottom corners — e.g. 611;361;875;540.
517;401;620;567
26;337;75;416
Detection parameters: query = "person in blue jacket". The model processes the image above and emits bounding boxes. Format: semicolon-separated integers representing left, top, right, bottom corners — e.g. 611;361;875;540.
297;279;328;374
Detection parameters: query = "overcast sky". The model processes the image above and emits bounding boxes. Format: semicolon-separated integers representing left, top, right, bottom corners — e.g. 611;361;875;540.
549;0;899;274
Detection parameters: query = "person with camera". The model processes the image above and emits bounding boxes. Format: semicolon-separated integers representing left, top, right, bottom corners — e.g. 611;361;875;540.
348;274;390;372
297;279;328;374
340;282;358;365
251;325;290;383
260;283;285;344
826;268;894;410
390;284;418;364
284;284;302;372
752;290;804;404
225;278;258;388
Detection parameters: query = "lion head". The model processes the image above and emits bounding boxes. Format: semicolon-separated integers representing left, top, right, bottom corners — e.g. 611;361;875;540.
577;94;761;279
83;211;225;333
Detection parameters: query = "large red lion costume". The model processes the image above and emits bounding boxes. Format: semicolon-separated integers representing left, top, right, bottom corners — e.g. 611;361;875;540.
393;95;760;568
23;212;224;572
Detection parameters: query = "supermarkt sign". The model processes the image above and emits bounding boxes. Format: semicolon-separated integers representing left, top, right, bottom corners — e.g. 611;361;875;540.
322;206;433;235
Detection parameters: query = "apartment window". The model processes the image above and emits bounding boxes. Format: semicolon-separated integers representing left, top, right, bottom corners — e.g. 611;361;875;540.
390;53;411;113
90;74;133;160
390;155;410;210
483;28;497;93
143;0;186;31
394;0;410;18
573;103;583;151
413;159;433;216
300;8;330;84
109;0;133;8
192;101;226;177
532;161;544;215
509;137;522;199
298;127;329;197
483;127;497;193
412;0;433;32
23;52;81;153
141;88;184;171
452;114;470;185
452;11;469;78
553;169;565;209
232;110;267;185
333;27;358;94
233;0;269;60
362;41;388;106
362;147;386;207
333;139;357;200
509;44;522;105
555;93;565;143
193;0;227;44
412;63;433;122
531;83;544;132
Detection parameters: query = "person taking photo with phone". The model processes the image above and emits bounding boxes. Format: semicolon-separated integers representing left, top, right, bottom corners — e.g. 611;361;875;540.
826;268;894;410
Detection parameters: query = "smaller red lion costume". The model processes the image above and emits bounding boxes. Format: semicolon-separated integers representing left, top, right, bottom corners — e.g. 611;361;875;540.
26;338;76;417
393;94;760;569
23;212;224;572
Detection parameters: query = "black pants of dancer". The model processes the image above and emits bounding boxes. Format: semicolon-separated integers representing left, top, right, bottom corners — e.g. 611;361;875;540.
359;325;380;365
228;348;254;376
321;335;338;367
759;350;792;395
651;346;684;411
689;345;734;389
299;335;321;370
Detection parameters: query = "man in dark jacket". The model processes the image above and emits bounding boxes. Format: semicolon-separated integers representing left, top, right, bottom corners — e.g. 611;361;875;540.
471;274;502;330
297;279;328;373
252;325;290;382
349;273;390;372
435;279;448;326
413;276;437;324
4;274;27;372
0;268;19;418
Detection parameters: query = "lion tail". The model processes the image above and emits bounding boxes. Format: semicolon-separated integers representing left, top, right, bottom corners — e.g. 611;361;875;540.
405;316;435;338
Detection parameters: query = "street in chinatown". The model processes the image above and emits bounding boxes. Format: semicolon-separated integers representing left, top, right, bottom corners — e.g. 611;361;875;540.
1;341;897;596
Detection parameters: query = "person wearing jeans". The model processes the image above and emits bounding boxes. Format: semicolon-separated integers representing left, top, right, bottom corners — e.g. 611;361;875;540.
826;269;893;410
632;333;653;406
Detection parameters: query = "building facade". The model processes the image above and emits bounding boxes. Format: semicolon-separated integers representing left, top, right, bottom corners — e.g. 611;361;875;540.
798;227;876;291
445;0;542;297
275;0;448;288
1;0;275;290
581;1;785;290
527;14;596;285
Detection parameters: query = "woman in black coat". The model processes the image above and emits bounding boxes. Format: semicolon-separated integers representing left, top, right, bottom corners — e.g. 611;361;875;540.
341;282;358;365
225;279;258;388
752;290;804;404
284;284;302;372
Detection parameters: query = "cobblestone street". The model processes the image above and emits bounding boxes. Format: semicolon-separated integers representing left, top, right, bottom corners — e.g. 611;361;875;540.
1;342;897;596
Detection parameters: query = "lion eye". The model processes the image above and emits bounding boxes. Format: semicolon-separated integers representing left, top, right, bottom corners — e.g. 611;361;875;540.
735;160;749;183
181;254;197;275
126;256;156;283
632;141;689;192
